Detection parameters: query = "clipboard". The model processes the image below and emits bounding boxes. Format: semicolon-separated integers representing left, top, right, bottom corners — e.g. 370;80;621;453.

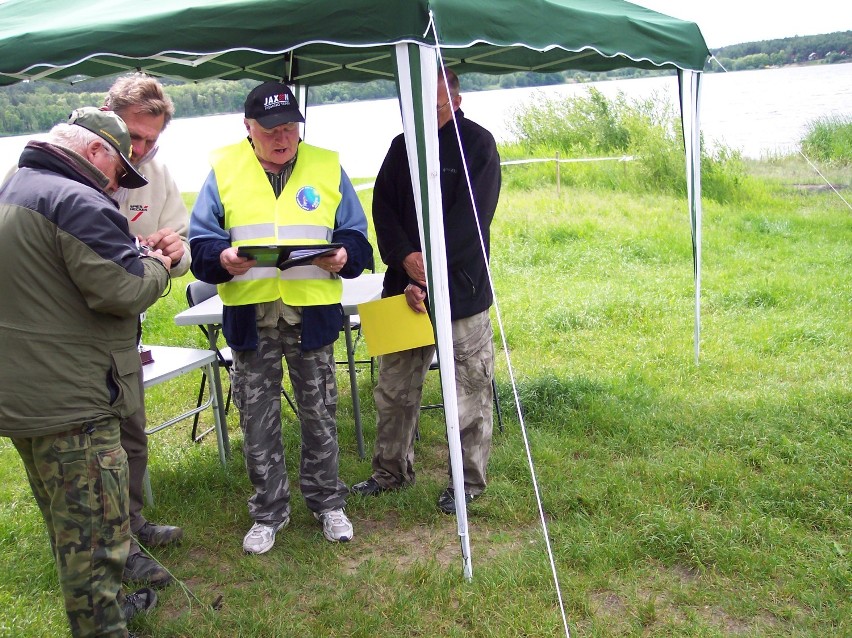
357;294;435;357
237;243;343;270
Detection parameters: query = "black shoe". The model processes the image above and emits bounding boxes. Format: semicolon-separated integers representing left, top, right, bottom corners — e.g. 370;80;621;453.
437;488;478;515
136;521;183;547
123;552;173;588
350;477;390;497
123;586;157;623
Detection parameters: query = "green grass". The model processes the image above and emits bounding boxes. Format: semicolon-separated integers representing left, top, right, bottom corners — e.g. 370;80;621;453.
2;159;850;637
801;115;852;164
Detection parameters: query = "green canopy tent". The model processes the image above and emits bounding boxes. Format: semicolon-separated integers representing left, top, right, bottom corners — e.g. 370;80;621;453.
0;0;710;588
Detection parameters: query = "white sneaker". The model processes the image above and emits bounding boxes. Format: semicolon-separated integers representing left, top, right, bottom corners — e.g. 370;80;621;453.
243;518;289;554
314;509;353;542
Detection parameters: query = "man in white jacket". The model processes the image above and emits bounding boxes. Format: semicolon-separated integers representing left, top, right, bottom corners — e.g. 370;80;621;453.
105;73;190;588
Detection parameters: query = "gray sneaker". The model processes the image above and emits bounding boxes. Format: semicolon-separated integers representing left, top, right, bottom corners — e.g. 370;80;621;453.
243;518;289;554
314;509;353;542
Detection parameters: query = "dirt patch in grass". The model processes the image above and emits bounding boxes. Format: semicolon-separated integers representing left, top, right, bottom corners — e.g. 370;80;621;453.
791;183;847;191
670;563;701;584
588;590;632;634
339;516;536;575
339;513;457;573
628;563;788;635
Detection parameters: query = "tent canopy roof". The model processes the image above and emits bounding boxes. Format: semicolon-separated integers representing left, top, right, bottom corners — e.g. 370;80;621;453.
0;0;709;86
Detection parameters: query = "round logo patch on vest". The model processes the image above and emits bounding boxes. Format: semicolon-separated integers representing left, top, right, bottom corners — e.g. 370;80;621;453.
296;186;321;211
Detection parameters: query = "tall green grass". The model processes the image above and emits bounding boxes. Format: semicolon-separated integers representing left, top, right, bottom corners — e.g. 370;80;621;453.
502;87;748;204
801;114;852;164
1;162;849;637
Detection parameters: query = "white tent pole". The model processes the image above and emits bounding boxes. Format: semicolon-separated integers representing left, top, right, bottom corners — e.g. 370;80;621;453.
679;69;703;364
294;84;308;139
394;43;473;581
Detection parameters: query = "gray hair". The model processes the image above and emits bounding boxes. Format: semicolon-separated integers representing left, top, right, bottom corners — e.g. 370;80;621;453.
104;73;175;128
49;123;119;159
441;67;460;99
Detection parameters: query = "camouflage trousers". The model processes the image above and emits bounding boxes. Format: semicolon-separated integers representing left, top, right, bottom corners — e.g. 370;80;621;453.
12;418;131;638
372;309;495;495
120;373;149;560
232;316;348;524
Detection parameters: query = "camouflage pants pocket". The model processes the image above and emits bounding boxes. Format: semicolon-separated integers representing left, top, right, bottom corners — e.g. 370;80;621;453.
231;363;247;414
97;444;130;540
453;313;494;396
53;434;96;540
455;342;494;395
53;429;130;542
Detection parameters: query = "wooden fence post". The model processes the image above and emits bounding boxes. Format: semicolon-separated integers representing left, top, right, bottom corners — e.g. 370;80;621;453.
556;151;561;196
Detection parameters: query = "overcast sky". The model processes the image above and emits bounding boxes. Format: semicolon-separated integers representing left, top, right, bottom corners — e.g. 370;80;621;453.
630;1;852;48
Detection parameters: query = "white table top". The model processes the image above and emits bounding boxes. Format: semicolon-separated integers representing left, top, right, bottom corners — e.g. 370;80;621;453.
174;272;385;327
141;345;217;388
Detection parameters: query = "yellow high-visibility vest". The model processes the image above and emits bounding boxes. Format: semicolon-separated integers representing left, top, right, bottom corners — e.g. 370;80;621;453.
212;140;343;307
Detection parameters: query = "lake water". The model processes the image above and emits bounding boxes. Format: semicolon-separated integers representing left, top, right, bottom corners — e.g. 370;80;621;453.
1;63;850;191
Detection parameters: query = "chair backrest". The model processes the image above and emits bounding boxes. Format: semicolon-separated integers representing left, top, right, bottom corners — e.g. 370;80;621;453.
184;280;233;370
186;280;218;308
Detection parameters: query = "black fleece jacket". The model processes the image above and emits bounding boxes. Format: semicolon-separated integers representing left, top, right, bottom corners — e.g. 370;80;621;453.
372;110;501;320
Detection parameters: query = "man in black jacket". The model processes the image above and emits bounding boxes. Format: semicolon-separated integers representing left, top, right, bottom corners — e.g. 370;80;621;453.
351;68;501;514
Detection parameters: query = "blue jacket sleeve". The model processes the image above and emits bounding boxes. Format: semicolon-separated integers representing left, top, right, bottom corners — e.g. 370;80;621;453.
334;168;373;278
189;170;233;284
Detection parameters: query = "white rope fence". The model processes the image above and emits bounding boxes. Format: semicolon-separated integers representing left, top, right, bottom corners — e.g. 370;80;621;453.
354;154;636;193
500;155;635;165
502;154;636;195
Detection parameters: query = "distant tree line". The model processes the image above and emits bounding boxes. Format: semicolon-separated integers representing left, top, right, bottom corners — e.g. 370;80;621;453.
711;31;850;71
0;31;849;136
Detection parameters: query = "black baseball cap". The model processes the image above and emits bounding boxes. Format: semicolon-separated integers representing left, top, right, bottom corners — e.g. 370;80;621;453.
68;107;148;189
244;81;305;128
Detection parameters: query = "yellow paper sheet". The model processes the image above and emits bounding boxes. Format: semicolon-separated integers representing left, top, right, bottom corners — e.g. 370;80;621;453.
356;294;435;357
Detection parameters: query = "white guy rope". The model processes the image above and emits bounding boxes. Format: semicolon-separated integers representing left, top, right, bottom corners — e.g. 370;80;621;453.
798;149;852;211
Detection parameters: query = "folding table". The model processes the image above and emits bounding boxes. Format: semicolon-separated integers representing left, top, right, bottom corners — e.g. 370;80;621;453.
141;345;229;504
173;273;384;458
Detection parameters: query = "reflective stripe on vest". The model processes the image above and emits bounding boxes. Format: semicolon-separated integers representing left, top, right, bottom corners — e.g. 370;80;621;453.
212;141;343;307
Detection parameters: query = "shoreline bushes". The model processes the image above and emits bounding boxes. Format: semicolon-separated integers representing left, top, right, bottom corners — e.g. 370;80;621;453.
500;87;748;203
801;114;852;164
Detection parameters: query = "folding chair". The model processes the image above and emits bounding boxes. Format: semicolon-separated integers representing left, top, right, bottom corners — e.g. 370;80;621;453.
336;255;376;382
185;280;298;443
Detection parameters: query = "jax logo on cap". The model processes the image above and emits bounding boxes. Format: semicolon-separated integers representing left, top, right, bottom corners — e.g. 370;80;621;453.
264;92;291;111
296;186;320;211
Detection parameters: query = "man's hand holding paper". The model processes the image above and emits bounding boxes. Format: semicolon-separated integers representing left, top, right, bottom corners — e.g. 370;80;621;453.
404;283;427;313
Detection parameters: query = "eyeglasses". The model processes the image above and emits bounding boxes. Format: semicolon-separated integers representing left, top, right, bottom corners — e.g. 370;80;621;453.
112;153;127;182
437;100;451;111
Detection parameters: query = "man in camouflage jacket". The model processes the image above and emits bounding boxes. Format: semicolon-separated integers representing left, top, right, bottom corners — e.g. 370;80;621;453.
0;109;170;637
